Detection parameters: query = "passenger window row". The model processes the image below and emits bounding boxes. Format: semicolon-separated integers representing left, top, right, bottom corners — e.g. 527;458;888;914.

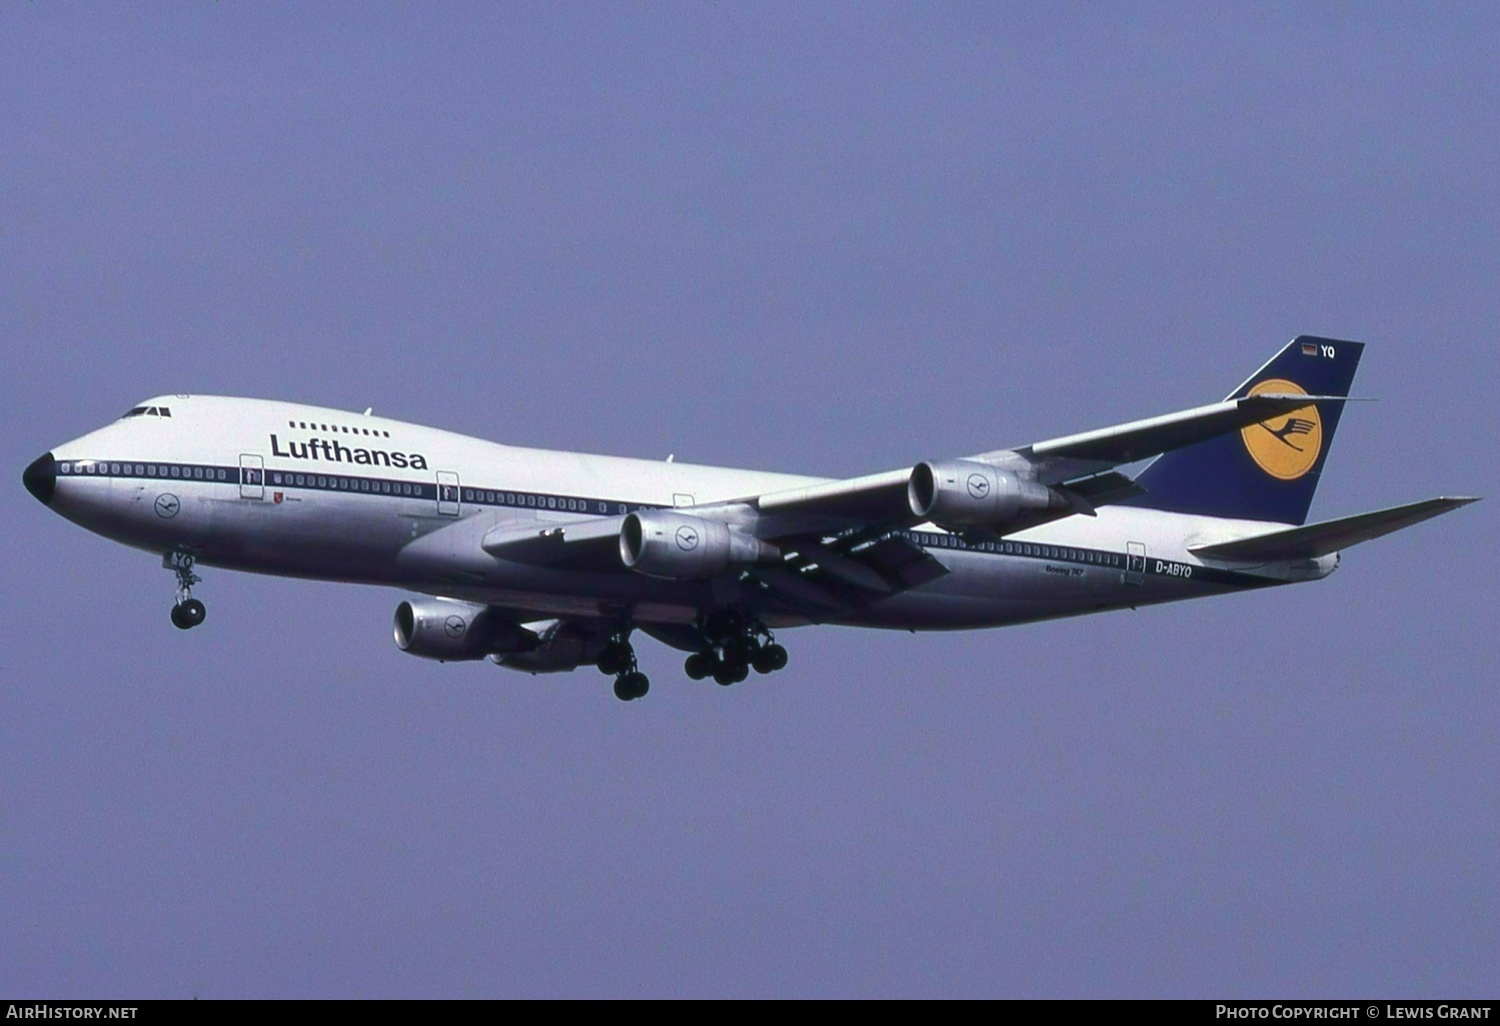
56;458;602;509
911;531;1122;568
460;488;628;515
55;459;636;515
55;462;1128;566
59;460;223;480
268;471;428;497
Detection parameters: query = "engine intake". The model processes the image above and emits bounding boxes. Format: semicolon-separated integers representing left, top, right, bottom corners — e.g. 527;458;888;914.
393;598;537;662
908;459;1061;529
620;510;779;579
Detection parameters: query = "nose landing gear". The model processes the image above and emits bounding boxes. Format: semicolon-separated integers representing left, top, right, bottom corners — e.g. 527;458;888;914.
170;597;206;630
597;629;649;701
163;550;207;630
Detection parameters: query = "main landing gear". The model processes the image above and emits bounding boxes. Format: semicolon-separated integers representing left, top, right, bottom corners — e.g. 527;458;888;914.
164;550;207;630
597;629;649;702
683;613;788;687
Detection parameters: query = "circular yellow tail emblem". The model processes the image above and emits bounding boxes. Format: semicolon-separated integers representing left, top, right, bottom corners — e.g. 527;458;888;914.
1241;379;1321;480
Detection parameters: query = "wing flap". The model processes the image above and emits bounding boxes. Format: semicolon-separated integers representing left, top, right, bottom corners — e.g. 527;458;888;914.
857;533;951;589
481;516;625;570
1189;497;1478;562
758;529;949;609
792;544;896;593
750;565;853;612
752;468;912;523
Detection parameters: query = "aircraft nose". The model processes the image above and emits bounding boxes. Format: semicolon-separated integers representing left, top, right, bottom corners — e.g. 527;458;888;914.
23;451;56;506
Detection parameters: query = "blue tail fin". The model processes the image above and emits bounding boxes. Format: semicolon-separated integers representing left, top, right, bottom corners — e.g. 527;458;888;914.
1127;336;1364;525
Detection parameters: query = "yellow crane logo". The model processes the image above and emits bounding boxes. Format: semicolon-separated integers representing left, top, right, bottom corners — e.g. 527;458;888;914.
1241;379;1322;480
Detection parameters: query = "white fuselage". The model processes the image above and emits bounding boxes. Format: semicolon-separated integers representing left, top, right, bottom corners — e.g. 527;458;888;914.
36;395;1332;633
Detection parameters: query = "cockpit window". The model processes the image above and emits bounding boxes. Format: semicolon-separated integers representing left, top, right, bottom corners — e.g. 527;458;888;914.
120;406;172;419
122;407;149;419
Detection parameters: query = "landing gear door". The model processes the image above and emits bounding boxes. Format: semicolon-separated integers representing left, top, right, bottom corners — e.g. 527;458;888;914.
1125;541;1146;586
239;454;265;500
437;471;460;517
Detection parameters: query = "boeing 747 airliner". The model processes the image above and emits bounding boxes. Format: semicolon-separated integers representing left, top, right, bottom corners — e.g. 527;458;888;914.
22;337;1475;700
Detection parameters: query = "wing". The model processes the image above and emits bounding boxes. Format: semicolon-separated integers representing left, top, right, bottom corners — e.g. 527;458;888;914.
981;392;1356;485
476;508;945;614
473;392;1353;615
746;391;1350;524
734;393;1352;607
481;515;626;570
477;393;1362;618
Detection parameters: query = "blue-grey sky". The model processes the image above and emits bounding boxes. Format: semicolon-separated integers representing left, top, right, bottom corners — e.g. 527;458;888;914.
3;4;1495;998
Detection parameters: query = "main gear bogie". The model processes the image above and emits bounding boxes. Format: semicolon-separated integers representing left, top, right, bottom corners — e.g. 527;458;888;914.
683;613;789;687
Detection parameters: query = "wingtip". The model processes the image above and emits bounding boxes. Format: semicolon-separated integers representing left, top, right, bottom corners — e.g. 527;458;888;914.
1421;496;1482;514
1249;393;1360;404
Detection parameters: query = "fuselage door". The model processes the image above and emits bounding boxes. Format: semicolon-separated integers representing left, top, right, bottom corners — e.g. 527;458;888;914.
239;454;265;500
437;471;461;517
1125;541;1146;586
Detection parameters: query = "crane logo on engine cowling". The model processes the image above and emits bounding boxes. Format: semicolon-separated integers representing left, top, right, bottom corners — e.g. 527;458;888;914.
675;525;700;551
966;473;991;499
443;614;467;638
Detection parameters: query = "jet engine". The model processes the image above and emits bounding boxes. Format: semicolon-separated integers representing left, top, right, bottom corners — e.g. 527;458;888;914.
619;510;779;579
908;459;1063;529
393;598;537;662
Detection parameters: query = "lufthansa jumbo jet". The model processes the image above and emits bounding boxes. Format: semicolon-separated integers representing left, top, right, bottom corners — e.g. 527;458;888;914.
22;337;1475;701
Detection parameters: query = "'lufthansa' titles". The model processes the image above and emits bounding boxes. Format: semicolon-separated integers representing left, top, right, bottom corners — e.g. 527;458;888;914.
269;434;429;470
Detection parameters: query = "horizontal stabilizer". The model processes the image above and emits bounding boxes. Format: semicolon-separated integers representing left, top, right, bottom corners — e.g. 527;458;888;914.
1190;497;1478;562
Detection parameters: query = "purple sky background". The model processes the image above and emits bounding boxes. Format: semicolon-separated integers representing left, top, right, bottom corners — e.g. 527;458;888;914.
2;4;1496;997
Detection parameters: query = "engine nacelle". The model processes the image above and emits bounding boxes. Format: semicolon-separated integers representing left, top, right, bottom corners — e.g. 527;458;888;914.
393;598;537;662
908;459;1061;529
619;510;779;579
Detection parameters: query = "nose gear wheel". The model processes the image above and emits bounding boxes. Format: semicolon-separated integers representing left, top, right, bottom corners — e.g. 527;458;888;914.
164;550;207;630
